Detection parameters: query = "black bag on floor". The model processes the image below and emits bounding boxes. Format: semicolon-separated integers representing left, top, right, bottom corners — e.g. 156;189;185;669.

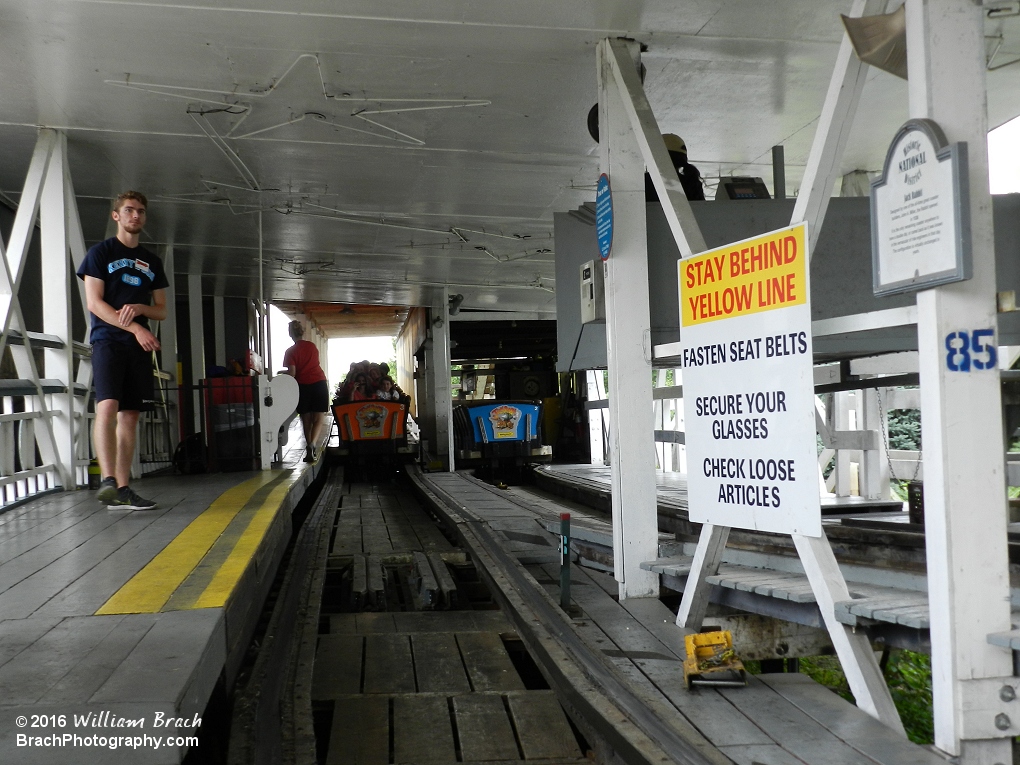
173;433;207;475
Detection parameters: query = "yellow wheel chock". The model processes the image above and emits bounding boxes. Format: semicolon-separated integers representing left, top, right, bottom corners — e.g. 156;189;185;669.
683;630;747;688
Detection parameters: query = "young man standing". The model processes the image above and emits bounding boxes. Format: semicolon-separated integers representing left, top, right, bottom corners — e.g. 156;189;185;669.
77;191;170;509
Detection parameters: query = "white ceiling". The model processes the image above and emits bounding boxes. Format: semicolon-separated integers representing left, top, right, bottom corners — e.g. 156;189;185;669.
1;0;1018;328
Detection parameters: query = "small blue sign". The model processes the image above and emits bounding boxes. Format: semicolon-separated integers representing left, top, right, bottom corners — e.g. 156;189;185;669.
595;173;613;261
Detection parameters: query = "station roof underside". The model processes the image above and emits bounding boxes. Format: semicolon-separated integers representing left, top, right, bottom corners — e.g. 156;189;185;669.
1;1;1019;330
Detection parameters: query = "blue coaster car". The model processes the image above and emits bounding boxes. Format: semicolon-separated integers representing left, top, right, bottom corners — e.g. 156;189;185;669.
453;401;552;466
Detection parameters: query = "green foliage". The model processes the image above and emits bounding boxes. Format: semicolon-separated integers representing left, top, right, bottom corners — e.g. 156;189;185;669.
884;650;935;745
800;655;854;702
651;369;677;387
887;408;921;451
890;480;910;502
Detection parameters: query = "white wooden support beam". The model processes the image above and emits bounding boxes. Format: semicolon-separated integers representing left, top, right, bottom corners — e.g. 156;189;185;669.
814;398;834;446
65;151;95;480
425;289;454;471
672;367;684;473
0;130;56;361
264;302;272;371
155;246;178;452
603;38;707;257
794;532;905;735
39;132;75;487
4;130;56;287
213;297;226;369
188;274;205;433
653;368;666;470
158;246;178;384
586;370;605;465
829;392;853;496
598;38;659;598
675;523;729;630
858;389;889;500
0;131;66;484
596;371;610;464
792;0;886;254
906;0;1014;759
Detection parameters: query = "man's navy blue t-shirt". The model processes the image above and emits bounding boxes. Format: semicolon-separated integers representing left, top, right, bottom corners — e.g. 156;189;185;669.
76;238;170;345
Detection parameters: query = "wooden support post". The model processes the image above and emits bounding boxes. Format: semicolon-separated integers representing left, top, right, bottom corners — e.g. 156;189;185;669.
0;130;65;486
188;274;205;434
64;145;95;480
213;296;226;369
675;524;729;631
794;532;905;735
598;38;659;598
158;246;179;452
858;389;889;500
424;290;453;471
906;0;1014;758
586;370;606;465
831;392;852;496
792;0;887;253
39;132;75;487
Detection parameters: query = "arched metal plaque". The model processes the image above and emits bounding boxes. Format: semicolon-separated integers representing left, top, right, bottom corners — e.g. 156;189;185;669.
870;118;970;296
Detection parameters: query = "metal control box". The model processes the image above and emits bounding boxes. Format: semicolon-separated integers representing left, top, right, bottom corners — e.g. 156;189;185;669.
715;176;771;201
579;259;605;324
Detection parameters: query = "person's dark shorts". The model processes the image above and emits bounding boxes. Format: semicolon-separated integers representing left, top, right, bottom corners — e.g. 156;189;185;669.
297;379;329;414
92;340;154;411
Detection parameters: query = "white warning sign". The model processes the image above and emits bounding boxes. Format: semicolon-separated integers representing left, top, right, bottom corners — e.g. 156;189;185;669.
679;223;820;537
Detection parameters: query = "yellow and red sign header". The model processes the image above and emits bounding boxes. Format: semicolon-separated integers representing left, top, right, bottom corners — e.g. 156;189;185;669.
680;223;808;327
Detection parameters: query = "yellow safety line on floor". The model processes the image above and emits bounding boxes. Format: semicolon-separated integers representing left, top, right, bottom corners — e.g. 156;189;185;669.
189;472;301;610
96;472;289;615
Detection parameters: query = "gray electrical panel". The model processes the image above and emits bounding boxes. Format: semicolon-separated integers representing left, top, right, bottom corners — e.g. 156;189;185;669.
715;176;771;201
579;259;605;324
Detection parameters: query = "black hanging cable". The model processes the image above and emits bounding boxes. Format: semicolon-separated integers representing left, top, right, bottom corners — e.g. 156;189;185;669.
566;322;587;372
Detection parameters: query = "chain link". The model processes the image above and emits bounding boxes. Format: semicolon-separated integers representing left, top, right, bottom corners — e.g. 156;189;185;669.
876;387;921;484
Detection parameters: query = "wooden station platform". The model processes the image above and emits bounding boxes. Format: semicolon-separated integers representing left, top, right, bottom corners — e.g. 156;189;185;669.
534;465;904;519
531;464;983;654
413;468;946;765
0;439;323;765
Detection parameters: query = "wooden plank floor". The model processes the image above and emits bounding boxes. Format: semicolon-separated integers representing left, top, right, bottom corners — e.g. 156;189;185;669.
316;481;586;765
423;471;946;765
331;483;454;557
0;435;324;765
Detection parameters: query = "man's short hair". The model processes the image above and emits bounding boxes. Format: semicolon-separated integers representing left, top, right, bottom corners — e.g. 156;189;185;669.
113;191;147;212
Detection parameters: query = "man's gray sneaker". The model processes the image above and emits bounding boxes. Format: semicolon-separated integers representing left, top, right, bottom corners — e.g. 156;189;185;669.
96;477;118;503
109;487;157;510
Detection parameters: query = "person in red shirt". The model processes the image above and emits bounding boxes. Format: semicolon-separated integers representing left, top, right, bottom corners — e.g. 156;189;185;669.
281;321;328;462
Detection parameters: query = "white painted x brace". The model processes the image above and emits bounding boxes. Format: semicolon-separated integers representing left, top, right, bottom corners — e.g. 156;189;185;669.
597;0;905;737
0;129;93;490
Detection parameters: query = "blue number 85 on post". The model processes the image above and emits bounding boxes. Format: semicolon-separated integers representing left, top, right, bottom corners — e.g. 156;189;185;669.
945;328;997;371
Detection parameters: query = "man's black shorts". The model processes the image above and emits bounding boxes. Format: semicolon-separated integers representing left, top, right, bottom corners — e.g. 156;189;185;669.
92;340;154;411
297;380;329;414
